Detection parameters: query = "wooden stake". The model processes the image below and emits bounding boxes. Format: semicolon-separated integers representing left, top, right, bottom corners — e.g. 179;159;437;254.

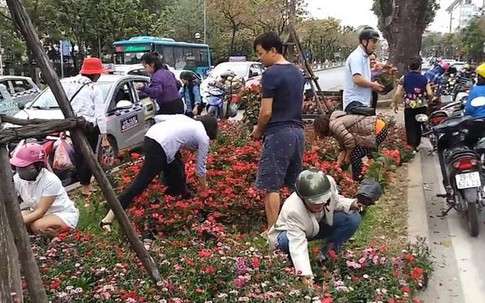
0;127;48;302
5;0;161;284
0;192;23;303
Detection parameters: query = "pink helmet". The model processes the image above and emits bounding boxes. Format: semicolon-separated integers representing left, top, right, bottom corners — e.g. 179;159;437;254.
440;62;450;71
10;143;47;168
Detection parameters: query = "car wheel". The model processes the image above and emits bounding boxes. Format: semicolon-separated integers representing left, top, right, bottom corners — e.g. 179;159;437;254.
98;136;119;169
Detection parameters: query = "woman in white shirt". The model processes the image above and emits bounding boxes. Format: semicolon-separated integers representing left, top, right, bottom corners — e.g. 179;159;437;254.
10;143;79;237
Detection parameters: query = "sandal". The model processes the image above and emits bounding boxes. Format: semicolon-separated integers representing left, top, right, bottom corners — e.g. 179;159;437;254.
99;221;113;233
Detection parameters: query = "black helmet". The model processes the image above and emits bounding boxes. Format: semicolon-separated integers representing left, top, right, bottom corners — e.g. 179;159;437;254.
359;26;380;41
295;169;332;204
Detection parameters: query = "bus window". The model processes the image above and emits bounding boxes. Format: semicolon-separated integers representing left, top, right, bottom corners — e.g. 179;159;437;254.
196;48;209;67
174;47;185;69
162;45;175;68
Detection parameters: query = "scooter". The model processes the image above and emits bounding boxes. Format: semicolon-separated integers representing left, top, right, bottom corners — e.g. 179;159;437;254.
432;115;485;237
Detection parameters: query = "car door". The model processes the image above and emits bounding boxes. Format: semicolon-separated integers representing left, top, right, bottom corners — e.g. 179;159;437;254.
105;80;146;151
132;78;156;127
9;78;40;107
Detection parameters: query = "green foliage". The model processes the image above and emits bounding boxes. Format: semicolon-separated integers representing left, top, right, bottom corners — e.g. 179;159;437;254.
461;16;485;61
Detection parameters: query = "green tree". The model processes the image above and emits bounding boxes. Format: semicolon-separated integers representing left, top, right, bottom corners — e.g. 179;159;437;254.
461;16;485;61
372;0;440;74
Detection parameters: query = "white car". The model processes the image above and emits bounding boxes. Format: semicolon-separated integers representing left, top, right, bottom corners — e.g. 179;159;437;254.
9;74;156;166
200;61;265;101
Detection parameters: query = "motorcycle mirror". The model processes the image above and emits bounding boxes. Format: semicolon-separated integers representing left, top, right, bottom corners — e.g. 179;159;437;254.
415;114;429;123
470;96;485;108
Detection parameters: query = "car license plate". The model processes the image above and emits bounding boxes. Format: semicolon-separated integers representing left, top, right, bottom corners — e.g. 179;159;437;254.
455;172;481;189
120;115;139;133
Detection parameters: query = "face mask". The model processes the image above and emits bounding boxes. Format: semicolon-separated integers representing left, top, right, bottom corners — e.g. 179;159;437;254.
17;166;40;181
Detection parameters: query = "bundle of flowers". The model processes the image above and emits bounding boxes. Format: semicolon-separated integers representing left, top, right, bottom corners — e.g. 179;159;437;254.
373;63;399;95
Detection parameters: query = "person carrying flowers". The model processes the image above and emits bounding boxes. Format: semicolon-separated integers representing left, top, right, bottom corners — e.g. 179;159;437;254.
313;112;388;181
392;57;433;151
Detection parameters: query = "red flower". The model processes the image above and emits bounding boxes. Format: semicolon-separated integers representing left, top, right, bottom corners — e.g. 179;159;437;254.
49;279;60;290
251;257;260;269
198;250;212;258
328;249;338;261
411;267;424;280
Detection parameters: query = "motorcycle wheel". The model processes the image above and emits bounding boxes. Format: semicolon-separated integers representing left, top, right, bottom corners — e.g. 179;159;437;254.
467;202;479;237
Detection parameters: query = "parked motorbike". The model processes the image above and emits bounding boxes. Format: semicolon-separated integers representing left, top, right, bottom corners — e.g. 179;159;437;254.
432;115;485;237
452;78;474;102
417;100;465;152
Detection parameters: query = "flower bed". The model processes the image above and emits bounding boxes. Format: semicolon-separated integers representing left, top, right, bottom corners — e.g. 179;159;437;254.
29;119;428;302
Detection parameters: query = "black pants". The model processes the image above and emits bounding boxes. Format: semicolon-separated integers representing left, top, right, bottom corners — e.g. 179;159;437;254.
404;107;427;149
74;124;99;186
119;137;187;210
157;98;184;115
349;128;388;181
371;92;378;110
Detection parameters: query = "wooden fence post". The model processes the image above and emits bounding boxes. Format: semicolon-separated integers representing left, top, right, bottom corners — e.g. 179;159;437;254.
5;0;161;283
0;194;23;303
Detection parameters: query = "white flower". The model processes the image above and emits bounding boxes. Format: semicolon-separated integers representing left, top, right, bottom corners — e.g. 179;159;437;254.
363;274;370;279
217;293;228;298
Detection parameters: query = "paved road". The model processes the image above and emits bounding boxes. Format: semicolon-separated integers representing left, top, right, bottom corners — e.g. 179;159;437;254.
315;67;345;91
416;140;485;303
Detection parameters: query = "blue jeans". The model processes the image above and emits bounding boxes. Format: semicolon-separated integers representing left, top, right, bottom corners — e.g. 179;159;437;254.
277;212;361;255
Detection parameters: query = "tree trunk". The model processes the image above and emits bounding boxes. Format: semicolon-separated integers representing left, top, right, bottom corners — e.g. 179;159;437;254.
378;0;427;75
230;26;237;55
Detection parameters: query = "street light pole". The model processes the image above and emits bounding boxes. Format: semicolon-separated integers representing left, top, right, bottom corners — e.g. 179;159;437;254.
203;0;207;44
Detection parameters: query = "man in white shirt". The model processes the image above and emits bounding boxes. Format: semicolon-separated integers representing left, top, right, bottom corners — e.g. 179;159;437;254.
64;57;110;196
343;27;384;113
267;169;362;288
99;114;218;232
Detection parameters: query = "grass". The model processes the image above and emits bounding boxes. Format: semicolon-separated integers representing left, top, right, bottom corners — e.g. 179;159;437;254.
349;164;409;253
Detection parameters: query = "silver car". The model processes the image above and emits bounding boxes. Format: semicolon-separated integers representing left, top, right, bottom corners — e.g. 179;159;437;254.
0;75;40;107
11;74;155;166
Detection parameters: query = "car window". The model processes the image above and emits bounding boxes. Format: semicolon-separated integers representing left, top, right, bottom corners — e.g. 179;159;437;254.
11;80;33;93
109;81;135;112
0;81;11;94
211;64;248;78
132;80;150;101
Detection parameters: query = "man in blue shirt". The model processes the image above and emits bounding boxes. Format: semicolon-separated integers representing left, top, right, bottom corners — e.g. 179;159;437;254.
465;63;485;118
343;27;384;113
251;32;305;235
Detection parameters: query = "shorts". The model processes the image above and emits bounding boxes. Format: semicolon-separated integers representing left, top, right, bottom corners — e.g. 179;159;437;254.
256;126;305;192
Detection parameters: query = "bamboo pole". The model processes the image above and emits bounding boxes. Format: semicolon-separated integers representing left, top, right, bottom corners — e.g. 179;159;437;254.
5;0;161;284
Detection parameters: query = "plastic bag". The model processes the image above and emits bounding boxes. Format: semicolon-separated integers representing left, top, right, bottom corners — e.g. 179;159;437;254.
356;178;382;206
53;138;75;171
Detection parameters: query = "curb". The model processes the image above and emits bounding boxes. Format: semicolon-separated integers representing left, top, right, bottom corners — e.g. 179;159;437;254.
407;152;430;244
314;65;344;72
